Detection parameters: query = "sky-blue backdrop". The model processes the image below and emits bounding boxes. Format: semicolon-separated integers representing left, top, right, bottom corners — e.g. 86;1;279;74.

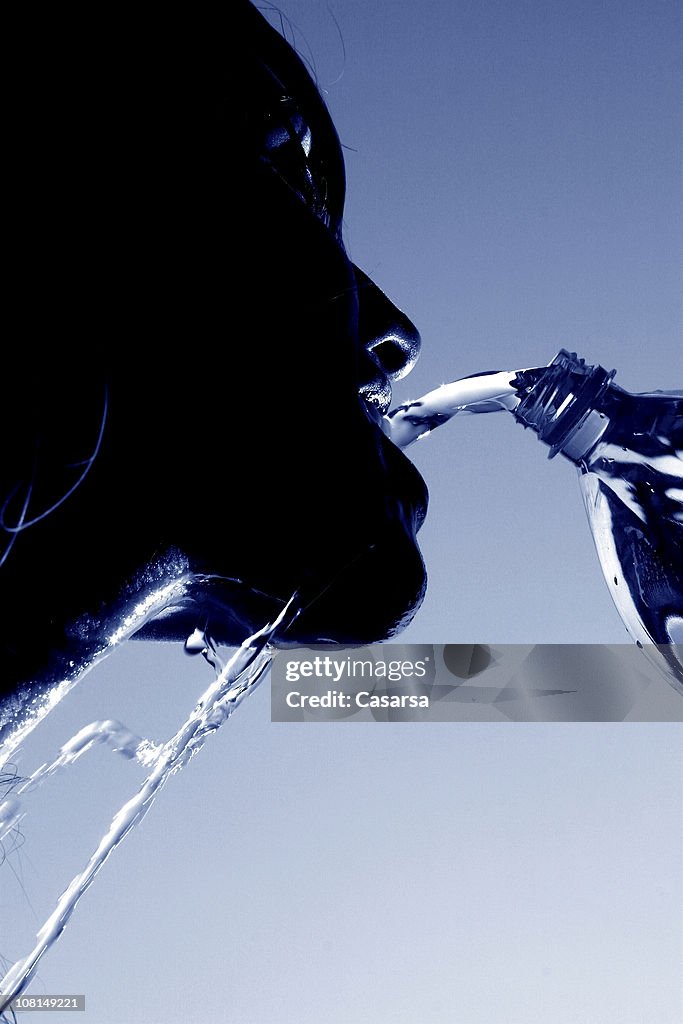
2;3;681;1022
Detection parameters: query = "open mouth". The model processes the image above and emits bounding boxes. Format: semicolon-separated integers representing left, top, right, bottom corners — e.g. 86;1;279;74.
359;377;393;423
357;375;429;529
359;393;389;430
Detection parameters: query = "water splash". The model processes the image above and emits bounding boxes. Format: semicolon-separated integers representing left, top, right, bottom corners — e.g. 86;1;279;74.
0;596;298;1015
0;566;194;772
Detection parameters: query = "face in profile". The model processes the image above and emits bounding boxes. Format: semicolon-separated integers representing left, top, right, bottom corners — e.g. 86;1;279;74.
0;3;428;722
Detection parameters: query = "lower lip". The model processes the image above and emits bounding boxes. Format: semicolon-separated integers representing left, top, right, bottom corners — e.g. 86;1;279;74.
377;430;429;531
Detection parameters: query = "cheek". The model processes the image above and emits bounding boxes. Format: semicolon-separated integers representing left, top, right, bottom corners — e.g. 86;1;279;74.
233;167;361;391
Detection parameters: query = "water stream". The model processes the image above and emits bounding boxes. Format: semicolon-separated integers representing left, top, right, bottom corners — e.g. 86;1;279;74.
382;368;533;448
0;597;298;1015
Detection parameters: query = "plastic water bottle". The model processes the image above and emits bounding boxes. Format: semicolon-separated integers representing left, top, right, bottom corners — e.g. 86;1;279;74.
512;350;683;692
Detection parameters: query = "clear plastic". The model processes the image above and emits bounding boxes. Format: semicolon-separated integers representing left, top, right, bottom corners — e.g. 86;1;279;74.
513;350;683;691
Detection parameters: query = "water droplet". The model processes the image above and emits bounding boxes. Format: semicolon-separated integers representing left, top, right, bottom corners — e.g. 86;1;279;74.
184;628;209;656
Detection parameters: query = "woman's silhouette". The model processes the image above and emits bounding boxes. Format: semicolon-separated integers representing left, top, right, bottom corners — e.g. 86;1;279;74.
0;3;428;739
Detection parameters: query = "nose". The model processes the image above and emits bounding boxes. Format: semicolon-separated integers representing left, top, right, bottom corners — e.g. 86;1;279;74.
354;265;421;413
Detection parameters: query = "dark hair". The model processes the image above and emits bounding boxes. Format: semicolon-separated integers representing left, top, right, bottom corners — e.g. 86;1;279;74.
2;2;346;565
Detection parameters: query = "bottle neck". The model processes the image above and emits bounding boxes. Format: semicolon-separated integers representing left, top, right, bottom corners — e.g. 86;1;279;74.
512;349;616;462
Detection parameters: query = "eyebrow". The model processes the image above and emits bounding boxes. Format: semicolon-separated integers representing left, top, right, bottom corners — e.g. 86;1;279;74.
246;55;345;234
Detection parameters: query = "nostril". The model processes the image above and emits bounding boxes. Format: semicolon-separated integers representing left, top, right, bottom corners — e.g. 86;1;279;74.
353;264;421;381
368;329;421;382
370;337;411;376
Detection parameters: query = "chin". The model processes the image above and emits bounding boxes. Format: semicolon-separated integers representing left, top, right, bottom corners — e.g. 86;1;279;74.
135;529;427;650
137;426;429;648
281;531;428;645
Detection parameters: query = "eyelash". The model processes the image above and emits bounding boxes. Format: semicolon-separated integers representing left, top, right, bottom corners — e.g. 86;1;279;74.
261;100;335;232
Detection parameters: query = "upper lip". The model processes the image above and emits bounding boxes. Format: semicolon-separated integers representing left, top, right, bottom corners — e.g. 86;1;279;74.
359;391;390;429
358;367;393;420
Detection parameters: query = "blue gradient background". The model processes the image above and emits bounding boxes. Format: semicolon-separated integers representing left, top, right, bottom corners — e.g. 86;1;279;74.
2;2;681;1021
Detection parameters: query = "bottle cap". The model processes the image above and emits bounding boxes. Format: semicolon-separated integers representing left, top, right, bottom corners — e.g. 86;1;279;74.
513;349;616;460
